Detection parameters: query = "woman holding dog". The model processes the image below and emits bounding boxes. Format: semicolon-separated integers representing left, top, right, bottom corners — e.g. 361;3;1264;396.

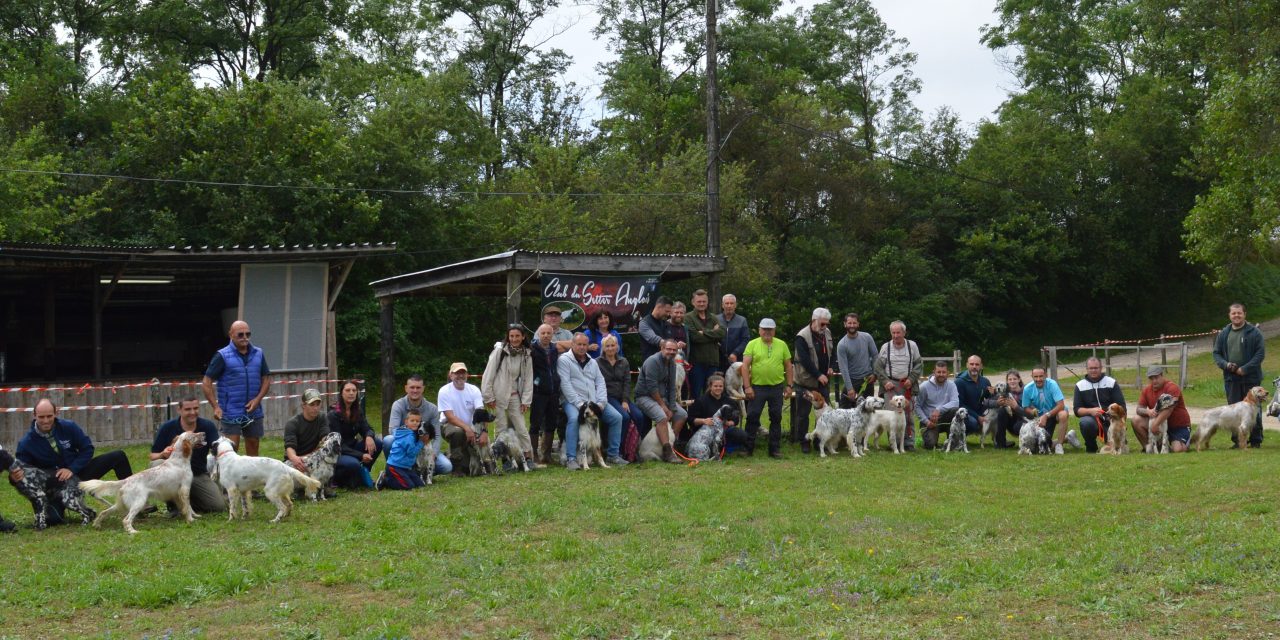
688;374;748;454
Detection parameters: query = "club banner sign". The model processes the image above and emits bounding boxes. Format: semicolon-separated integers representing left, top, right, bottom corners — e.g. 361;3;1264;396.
540;272;659;332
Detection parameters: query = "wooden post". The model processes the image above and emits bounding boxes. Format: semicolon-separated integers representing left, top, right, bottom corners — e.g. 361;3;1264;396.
506;270;521;326
379;297;395;436
326;310;338;379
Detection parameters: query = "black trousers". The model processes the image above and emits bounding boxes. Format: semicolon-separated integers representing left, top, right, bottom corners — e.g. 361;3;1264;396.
993;409;1023;447
746;384;785;453
530;393;565;442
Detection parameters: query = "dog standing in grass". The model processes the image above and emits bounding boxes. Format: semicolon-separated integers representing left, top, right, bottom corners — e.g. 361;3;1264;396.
82;431;204;534
1193;386;1269;451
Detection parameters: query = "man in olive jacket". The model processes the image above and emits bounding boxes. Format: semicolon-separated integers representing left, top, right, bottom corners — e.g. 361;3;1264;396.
687;289;726;399
1212;303;1266;447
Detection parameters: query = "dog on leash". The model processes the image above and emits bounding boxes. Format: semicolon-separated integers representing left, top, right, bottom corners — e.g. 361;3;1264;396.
1145;393;1178;454
866;395;909;454
1193;386;1269;451
81;431;204;534
211;438;321;522
1098;403;1128;454
802;391;845;456
562;403;610;469
944;408;970;453
844;396;883;457
1018;421;1051;455
302;432;342;498
1;444;97;530
687;404;740;461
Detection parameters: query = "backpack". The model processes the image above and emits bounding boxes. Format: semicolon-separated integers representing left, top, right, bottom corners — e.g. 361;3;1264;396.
621;420;640;462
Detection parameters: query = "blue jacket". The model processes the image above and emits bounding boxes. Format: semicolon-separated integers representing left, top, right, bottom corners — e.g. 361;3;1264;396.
216;342;266;420
584;328;623;359
954;372;992;415
386;427;425;469
718;313;750;363
16;418;94;474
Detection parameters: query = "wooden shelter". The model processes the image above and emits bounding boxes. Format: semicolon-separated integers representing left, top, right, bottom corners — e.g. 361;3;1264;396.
0;241;395;446
368;250;726;431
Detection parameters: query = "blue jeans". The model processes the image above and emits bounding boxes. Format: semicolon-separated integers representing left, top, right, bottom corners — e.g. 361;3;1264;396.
608;398;645;433
563;401;624;459
382;435;453;475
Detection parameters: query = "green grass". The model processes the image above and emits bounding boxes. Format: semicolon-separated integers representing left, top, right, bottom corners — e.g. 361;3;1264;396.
3;435;1280;639
1051;333;1280;407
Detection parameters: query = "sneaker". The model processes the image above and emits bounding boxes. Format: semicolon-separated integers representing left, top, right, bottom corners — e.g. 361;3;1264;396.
374;470;386;490
800;440;812;454
1055;443;1065;455
1065;430;1083;449
323;487;337;499
605;455;629;466
565;459;580;471
503;460;517;472
525;458;539;470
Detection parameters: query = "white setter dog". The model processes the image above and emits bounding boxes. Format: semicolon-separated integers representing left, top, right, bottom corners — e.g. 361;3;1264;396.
211;438;322;523
724;362;748;422
1193;386;1269;451
802;392;841;456
81;431;204;534
1098;403;1129;454
866;395;909;454
1145;393;1178;454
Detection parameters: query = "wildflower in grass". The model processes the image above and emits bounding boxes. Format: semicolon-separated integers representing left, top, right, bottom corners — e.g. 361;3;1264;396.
955;615;965;621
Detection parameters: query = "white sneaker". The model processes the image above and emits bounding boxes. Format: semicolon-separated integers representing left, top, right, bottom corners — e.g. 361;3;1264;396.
1065;430;1082;449
1055;443;1065;455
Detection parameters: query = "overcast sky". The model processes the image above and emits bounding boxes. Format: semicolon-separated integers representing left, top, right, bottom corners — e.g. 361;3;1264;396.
538;0;1020;128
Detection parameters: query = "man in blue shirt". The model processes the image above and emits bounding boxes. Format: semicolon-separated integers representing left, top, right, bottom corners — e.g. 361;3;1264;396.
1021;367;1070;455
202;320;271;456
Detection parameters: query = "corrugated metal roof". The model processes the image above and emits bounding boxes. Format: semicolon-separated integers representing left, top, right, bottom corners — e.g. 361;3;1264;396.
0;241;397;263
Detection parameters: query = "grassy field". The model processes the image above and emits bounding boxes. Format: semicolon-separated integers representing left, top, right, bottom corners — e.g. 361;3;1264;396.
3;433;1280;639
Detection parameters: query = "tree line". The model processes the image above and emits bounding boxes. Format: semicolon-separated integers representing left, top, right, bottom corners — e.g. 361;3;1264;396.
2;0;1278;377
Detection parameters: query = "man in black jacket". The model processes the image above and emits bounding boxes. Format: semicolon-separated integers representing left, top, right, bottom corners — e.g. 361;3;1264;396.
1073;357;1126;453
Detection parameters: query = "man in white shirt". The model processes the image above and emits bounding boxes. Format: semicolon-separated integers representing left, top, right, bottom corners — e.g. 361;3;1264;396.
438;362;488;475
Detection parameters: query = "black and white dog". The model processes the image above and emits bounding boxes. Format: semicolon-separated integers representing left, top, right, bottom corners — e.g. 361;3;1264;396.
1;445;97;530
687;404;741;461
468;409;499;476
1145;393;1178;454
944;407;970;453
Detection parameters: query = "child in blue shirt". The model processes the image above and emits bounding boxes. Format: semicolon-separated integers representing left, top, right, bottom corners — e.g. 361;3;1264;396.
378;409;432;490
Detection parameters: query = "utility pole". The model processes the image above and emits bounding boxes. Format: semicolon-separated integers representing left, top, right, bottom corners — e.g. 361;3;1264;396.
705;0;722;311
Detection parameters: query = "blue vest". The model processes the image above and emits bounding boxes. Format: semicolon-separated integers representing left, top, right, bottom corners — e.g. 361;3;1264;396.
217;342;265;420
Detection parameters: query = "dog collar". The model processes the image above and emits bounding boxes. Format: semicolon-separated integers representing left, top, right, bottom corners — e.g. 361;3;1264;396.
217;449;234;458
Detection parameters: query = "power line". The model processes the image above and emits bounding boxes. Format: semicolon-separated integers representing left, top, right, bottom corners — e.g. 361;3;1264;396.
0;167;705;199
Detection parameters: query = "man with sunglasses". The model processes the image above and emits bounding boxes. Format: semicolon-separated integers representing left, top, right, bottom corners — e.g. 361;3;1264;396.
202;320;272;456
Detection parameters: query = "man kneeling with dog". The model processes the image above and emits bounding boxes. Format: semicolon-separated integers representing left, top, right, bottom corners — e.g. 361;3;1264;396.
149;396;227;514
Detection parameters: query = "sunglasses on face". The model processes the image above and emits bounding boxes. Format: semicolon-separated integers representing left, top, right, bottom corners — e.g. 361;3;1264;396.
236;332;252;338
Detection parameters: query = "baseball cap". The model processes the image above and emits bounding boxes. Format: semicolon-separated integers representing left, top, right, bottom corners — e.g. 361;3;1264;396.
449;362;468;374
302;388;323;405
759;318;777;329
1146;365;1165;378
543;305;562;315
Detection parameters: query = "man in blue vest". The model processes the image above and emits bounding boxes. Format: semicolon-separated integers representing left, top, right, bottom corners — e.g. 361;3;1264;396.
202;320;272;456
